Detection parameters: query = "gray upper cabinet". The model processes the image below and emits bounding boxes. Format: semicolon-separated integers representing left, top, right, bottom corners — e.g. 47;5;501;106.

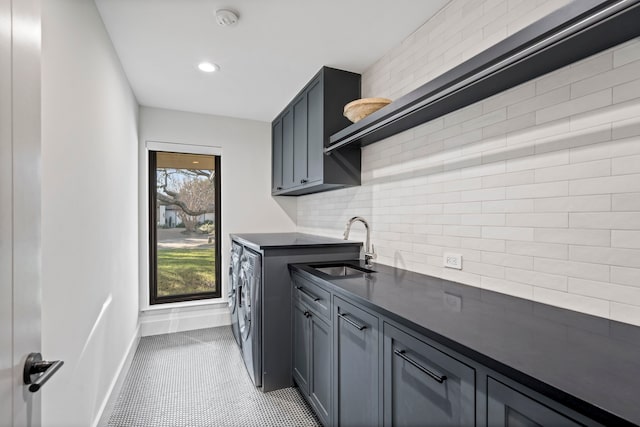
334;297;380;427
272;66;361;196
383;323;475;427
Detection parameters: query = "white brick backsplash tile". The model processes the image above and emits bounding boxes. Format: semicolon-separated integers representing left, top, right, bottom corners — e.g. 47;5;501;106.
464;261;505;279
460;187;505;202
570;99;640;131
533;288;610;318
506;150;568;172
505;267;567;291
536;51;612;95
612;155;640;175
612;78;640;104
612;117;640;140
444;103;483;128
534;159;610;183
506;241;568;259
569;278;640;305
572;59;640;98
506;182;568;199
428;235;462;248
483;199;534;213
612;193;640;212
443;225;482;238
613;39;640;67
483;83;535;113
534;258;609;282
570;245;640;268
611;266;640;288
506;213;568;228
481;277;533;300
442;177;482;192
458;212;505;226
506;118;571;147
461;237;505;252
482;170;535;188
483;112;536;139
534;195;611;213
508;85;570;119
569;175;640;196
482;226;533;241
570;136;640;164
443;202;482;214
482;252;533;269
462;109;507;132
534;228;610;246
570;212;640;230
610;303;640;327
612;230;640;249
535;123;611;154
536;89;612;125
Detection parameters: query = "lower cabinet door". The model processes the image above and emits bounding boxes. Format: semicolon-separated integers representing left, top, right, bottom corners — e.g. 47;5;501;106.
335;297;380;427
292;301;310;395
487;378;583;427
309;313;332;426
383;323;475;427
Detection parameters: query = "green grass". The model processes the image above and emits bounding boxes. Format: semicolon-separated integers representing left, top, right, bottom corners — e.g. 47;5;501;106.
157;248;216;296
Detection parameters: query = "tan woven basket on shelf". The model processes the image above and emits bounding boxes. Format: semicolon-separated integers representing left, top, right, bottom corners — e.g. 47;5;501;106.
343;97;392;123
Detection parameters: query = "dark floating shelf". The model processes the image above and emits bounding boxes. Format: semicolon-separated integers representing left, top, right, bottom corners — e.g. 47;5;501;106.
326;0;640;154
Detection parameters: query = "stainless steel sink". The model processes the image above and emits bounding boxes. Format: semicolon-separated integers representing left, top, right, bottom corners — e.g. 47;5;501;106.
313;264;375;277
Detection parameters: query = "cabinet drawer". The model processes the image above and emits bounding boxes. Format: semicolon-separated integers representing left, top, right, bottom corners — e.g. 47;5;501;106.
383;322;475;426
293;275;331;320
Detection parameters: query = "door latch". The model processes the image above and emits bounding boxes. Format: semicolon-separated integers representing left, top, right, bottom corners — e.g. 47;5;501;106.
23;352;64;392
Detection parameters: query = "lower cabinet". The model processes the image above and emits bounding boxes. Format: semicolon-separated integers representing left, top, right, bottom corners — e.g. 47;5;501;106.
383;323;476;427
292;297;332;426
334;297;380;427
487;378;583;427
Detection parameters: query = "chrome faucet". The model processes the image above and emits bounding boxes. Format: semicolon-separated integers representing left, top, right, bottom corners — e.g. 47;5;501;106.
343;216;376;268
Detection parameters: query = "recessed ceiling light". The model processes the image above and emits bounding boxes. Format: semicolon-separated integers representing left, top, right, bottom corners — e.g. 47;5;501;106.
198;62;220;73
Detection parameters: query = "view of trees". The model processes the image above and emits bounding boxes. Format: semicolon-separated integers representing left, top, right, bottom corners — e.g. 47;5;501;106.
157;168;215;232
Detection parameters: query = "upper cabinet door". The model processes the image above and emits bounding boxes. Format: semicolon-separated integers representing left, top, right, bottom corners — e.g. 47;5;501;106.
306;78;323;185
293;95;308;186
281;109;295;190
271;119;283;192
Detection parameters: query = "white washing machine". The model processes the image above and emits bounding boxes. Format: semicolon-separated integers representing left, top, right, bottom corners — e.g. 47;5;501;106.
238;247;262;387
228;241;243;347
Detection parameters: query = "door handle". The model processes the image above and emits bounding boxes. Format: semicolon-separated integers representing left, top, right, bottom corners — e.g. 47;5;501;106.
394;349;447;383
23;352;64;392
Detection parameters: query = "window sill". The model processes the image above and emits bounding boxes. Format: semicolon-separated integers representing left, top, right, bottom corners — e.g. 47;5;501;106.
141;298;227;313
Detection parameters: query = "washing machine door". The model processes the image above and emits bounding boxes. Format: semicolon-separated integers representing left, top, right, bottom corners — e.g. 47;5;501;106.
228;244;242;313
238;260;252;343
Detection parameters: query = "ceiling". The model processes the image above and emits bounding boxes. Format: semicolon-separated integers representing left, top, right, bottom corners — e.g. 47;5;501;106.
95;0;449;122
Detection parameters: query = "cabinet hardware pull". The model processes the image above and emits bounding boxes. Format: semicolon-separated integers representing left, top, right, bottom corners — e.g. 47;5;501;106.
394;349;447;383
295;286;320;302
338;312;367;330
276;186;283;190
300;178;308;184
304;311;311;318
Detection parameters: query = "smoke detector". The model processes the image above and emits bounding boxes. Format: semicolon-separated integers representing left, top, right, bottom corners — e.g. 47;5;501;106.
215;9;239;27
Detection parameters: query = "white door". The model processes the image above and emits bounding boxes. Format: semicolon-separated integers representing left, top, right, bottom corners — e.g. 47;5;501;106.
1;0;43;425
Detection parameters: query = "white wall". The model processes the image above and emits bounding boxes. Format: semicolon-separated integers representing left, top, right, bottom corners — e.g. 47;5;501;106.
297;0;640;326
138;107;297;325
41;1;140;426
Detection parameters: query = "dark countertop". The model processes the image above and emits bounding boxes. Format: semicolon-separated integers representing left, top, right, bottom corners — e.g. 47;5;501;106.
230;232;362;251
290;261;640;426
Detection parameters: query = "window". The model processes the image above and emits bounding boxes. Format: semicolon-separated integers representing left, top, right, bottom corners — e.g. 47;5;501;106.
149;151;221;304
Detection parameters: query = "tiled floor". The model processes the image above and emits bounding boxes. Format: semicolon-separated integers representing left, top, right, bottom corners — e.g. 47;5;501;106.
103;326;319;427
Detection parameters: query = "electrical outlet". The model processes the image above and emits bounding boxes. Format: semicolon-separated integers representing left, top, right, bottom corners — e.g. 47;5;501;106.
444;253;462;270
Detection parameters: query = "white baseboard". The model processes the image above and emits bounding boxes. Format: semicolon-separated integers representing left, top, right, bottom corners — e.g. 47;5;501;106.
93;324;141;427
140;302;231;337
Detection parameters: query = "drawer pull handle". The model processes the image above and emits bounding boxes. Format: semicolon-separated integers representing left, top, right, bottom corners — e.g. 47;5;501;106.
295;286;320;302
394;349;447;383
338;312;367;331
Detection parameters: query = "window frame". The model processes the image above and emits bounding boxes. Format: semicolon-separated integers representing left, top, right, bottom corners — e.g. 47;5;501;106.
148;150;222;305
